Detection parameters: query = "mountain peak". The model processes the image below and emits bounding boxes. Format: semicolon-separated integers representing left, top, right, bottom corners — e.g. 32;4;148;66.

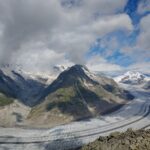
66;64;89;75
44;64;98;95
114;71;148;84
71;64;88;70
60;64;95;82
125;71;145;78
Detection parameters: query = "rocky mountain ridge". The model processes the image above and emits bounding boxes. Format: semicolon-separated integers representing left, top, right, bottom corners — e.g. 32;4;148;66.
0;64;134;128
27;65;134;128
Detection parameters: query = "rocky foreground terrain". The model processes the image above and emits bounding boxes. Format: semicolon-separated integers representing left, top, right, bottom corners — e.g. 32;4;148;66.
78;129;150;150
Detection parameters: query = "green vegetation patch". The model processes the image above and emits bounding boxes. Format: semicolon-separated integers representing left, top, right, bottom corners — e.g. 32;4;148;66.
55;87;76;102
0;93;14;106
44;86;91;118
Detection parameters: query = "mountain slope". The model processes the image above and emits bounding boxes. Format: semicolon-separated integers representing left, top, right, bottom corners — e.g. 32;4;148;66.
0;64;68;107
28;65;134;128
0;67;45;106
0;91;31;127
0;99;30;127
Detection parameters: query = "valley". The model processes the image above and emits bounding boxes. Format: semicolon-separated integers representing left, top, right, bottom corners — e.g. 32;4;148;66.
0;1;149;150
0;83;149;150
0;65;149;150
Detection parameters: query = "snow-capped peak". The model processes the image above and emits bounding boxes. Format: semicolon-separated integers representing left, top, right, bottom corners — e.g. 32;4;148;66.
125;71;144;78
0;64;69;86
114;71;149;84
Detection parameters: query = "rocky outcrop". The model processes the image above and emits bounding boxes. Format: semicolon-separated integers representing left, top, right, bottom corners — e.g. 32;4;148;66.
78;128;150;150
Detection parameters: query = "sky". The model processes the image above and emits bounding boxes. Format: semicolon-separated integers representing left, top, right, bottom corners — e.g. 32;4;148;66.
0;0;149;73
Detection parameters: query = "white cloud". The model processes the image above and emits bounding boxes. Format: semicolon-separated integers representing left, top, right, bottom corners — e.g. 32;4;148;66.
136;14;150;51
86;55;122;72
0;0;132;72
128;62;150;74
11;42;73;73
121;21;150;74
120;14;150;63
67;0;128;17
49;13;133;64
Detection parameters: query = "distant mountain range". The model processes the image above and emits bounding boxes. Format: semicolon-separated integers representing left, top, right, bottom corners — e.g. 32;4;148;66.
114;71;150;85
0;64;134;128
0;65;67;106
